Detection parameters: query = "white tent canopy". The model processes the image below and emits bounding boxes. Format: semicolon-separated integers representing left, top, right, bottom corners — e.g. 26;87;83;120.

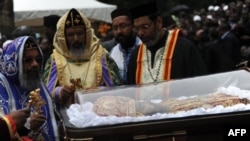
14;0;117;26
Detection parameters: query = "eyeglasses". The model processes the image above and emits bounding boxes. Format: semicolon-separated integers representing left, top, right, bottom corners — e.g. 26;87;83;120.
133;22;154;32
23;57;42;64
112;23;131;31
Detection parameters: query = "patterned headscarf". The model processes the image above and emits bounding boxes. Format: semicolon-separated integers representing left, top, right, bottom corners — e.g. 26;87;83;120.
0;36;43;84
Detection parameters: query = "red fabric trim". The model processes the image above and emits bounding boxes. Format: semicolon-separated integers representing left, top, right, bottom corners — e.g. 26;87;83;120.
22;136;33;141
5;115;17;135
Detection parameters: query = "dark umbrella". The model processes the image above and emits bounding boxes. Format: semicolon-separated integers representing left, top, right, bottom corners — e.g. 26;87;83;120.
170;5;190;15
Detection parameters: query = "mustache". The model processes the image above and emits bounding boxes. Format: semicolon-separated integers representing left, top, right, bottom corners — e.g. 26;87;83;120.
26;68;40;73
71;42;84;48
116;34;126;41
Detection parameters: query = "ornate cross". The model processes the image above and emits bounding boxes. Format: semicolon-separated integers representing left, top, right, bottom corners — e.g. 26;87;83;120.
70;78;83;89
27;88;46;113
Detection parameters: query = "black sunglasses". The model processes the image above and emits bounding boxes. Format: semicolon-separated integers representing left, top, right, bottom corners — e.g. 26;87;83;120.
23;57;43;64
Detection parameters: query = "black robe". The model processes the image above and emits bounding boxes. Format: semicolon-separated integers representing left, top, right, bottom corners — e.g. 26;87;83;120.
127;30;208;85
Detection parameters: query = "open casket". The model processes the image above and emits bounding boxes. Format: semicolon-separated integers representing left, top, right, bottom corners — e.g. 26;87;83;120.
59;70;250;141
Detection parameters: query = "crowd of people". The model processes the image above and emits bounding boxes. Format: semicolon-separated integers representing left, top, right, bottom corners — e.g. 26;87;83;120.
170;0;250;73
0;0;250;140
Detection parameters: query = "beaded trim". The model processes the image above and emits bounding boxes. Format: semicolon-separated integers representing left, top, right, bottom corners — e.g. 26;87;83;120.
146;47;165;82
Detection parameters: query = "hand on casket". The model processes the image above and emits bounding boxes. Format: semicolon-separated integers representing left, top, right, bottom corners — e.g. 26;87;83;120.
60;85;75;107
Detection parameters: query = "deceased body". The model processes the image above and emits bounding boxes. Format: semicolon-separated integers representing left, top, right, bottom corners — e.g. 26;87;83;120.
92;93;250;117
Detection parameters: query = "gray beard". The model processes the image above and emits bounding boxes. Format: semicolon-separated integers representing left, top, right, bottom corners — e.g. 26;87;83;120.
145;30;161;48
69;44;86;60
20;73;40;91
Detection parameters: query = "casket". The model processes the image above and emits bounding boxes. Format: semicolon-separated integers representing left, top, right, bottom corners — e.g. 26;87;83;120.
59;70;250;141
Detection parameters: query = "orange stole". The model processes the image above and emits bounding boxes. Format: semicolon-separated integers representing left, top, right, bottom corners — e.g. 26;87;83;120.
136;29;180;84
164;29;180;79
135;44;144;84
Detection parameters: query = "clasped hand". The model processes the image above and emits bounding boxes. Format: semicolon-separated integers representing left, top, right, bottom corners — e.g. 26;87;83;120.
29;111;46;131
60;85;75;107
9;108;30;130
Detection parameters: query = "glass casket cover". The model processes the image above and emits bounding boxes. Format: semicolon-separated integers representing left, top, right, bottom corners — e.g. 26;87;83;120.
64;70;250;129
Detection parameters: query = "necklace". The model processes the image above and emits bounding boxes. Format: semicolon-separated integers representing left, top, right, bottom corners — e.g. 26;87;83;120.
67;60;91;90
146;48;165;82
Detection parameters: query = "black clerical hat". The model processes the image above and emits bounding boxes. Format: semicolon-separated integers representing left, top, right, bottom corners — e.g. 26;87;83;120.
65;8;85;28
111;8;132;20
25;39;38;50
131;0;158;19
44;15;60;29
